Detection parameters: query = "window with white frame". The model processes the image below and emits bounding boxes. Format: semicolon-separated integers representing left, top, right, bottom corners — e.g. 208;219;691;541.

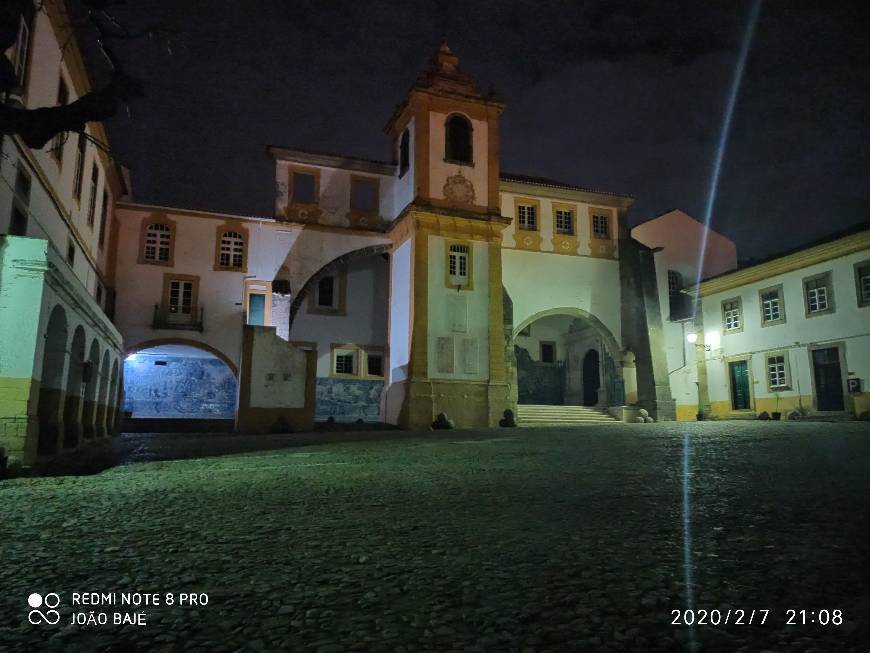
592;213;610;239
804;273;833;315
760;286;784;324
143;223;172;263
767;353;789;390
168;279;193;315
219;231;245;268
855;262;870;308
722;298;741;331
555;208;574;235
98;190;109;250
517;204;537;230
448;244;470;287
334;350;356;375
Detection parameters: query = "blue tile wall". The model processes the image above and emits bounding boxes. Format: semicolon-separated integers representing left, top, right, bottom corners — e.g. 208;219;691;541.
316;378;383;422
123;357;237;419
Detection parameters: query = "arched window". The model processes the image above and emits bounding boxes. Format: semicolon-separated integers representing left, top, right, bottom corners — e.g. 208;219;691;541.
445;114;472;164
219;231;245;269
143;223;172;263
399;129;410;177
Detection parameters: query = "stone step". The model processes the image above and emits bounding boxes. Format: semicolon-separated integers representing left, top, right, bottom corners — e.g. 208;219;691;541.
516;404;620;427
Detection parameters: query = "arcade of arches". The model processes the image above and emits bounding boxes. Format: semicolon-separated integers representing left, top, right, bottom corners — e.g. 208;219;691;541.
34;304;123;460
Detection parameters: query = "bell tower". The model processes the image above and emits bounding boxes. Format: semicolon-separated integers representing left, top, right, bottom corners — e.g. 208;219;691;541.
385;43;504;216
382;45;513;429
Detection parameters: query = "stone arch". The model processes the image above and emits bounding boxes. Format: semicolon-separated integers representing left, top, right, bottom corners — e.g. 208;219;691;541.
95;350;111;437
127;338;238;377
513;307;621;361
37;304;68;457
512;307;624;408
288;243;391;329
61;325;86;448
445;112;473;164
81;339;101;438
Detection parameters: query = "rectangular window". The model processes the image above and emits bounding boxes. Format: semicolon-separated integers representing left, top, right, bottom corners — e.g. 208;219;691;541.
804;272;833;316
86;163;99;227
98;190;109;249
667;270;683;294
855;262;870;308
168;280;194;314
335;352;355;375
350;177;379;213
96;283;104;306
73;132;86;200
517;204;537;230
759;286;785;325
592;213;610;239
767;354;789;389
448;244;470;287
366;352;383;377
13;11;33;88
722;298;741;332
555;209;574;235
317;276;336;308
292;171;317;204
540;342;556;363
66;239;76;266
50;77;69;163
247;293;266;326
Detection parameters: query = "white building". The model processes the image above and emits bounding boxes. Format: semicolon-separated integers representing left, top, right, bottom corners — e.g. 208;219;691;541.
686;225;870;420
1;0;126;469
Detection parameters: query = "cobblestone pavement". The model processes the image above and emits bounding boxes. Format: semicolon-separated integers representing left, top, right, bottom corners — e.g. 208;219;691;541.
1;422;869;652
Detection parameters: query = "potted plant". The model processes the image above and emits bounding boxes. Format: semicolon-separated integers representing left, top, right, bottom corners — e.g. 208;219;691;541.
771;391;782;421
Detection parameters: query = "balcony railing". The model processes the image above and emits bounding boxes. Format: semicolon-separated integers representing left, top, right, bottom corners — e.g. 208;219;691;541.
152;304;204;332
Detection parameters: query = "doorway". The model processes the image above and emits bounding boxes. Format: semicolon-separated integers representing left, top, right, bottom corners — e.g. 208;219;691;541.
812;347;845;411
728;360;751;410
582;349;600;406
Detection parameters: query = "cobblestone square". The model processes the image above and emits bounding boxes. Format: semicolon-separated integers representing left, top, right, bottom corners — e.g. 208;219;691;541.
1;422;869;652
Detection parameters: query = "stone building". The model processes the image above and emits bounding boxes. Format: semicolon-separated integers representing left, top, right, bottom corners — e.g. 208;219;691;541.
4;11;868;470
1;0;126;469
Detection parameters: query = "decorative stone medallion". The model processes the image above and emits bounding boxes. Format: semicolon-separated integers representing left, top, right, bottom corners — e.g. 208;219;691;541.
443;173;476;205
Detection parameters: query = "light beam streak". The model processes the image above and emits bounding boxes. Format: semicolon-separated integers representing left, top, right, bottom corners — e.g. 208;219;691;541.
694;0;763;299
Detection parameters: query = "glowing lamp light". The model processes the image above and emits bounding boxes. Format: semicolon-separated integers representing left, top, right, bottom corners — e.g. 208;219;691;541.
686;332;698;344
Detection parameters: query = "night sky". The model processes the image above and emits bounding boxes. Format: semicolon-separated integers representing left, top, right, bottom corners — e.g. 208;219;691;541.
97;1;870;262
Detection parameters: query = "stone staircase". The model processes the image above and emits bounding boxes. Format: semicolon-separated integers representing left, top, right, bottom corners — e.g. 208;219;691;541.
516;404;621;427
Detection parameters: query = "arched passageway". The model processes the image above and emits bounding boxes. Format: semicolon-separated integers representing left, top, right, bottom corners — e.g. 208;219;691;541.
513;308;624;408
61;326;86;448
37;305;68;457
285;247;390;423
123;343;237;422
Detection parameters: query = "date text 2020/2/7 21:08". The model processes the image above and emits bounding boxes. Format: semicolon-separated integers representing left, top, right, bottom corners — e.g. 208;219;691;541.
671;609;844;626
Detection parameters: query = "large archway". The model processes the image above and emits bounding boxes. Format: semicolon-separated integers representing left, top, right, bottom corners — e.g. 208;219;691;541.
37;305;68;457
513;308;624;408
123;342;238;422
285;246;390;423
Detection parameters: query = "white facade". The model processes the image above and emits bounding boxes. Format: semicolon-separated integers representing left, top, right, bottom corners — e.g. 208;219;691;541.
691;230;870;419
